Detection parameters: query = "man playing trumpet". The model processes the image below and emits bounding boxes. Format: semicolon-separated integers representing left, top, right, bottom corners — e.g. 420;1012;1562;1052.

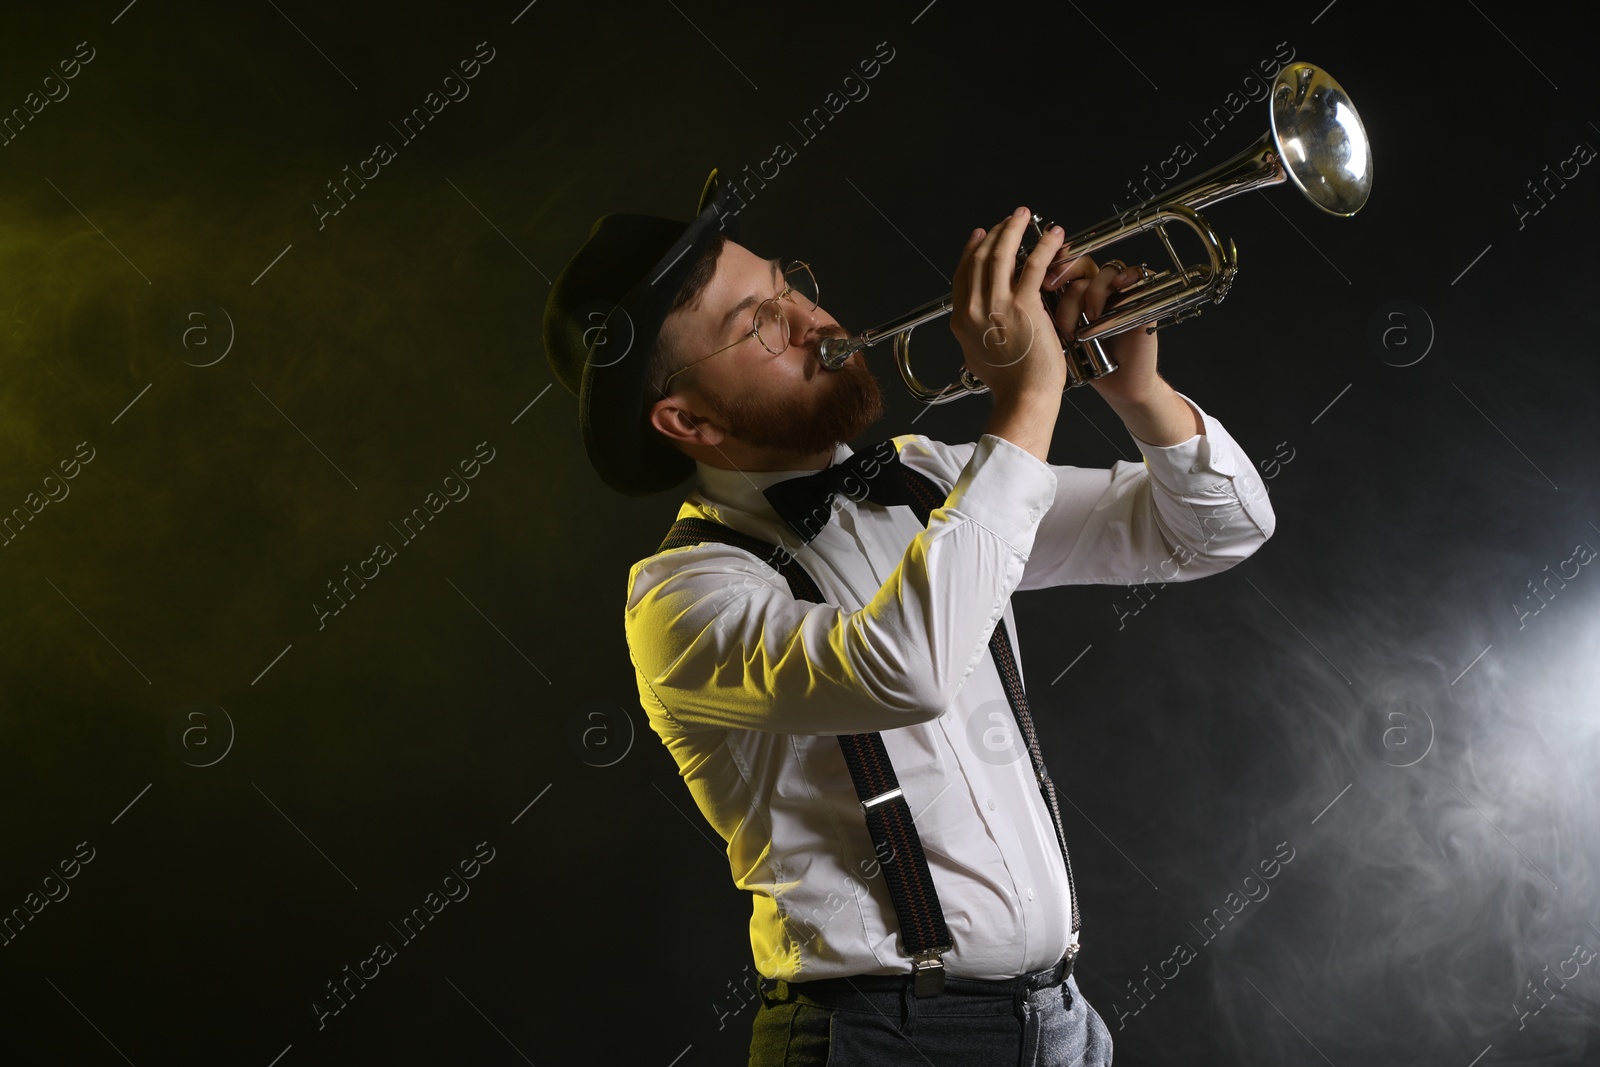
544;169;1275;1066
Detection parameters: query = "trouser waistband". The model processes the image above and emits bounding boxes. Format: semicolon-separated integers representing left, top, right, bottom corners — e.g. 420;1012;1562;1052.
759;953;1072;1008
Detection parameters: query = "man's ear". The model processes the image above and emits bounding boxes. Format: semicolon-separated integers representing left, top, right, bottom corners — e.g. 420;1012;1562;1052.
649;395;725;448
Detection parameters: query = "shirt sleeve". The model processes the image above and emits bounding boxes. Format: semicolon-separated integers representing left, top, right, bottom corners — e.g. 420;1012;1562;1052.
1014;389;1275;591
626;434;1057;736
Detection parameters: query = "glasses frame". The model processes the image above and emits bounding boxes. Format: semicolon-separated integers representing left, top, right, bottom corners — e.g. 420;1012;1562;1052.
659;260;817;395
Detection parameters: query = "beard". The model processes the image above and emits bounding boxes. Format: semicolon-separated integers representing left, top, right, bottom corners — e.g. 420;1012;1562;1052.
696;347;886;461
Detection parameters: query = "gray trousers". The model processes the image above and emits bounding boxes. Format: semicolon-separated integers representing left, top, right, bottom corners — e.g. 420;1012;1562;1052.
749;969;1114;1066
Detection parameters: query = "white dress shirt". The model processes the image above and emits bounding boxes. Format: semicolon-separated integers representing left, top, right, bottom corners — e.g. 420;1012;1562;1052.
624;390;1275;981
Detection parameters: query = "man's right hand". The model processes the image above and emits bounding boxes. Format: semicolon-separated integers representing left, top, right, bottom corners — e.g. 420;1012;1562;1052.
950;206;1068;404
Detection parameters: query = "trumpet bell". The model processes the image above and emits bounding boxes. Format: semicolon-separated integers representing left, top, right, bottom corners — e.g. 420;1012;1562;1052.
1271;63;1372;217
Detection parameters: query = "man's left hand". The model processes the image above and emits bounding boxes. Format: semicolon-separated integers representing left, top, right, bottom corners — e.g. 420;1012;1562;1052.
1044;254;1160;404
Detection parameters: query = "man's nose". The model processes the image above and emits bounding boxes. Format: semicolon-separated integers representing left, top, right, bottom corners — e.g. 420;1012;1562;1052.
784;291;818;324
782;299;821;351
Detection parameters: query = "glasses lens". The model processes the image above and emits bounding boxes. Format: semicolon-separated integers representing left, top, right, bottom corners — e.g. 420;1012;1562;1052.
784;262;818;310
754;299;788;355
753;263;818;354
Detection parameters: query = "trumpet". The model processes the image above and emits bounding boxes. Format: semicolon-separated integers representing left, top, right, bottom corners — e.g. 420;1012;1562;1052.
816;62;1373;403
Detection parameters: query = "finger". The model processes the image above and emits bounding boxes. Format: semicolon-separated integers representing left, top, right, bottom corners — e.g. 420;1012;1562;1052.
1016;224;1065;299
1044;251;1097;293
957;225;997;321
951;227;985;305
1085;263;1137;321
1053;277;1091;340
986;207;1033;306
972;221;1013;302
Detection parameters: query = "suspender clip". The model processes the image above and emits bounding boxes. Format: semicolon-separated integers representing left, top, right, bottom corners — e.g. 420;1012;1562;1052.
861;786;903;810
911;946;951;997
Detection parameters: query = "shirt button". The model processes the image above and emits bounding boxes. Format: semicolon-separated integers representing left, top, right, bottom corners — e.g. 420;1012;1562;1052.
987;796;996;811
1026;887;1035;901
1028;507;1040;521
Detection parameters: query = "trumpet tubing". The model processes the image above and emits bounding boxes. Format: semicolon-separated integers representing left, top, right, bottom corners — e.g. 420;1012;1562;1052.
817;62;1373;404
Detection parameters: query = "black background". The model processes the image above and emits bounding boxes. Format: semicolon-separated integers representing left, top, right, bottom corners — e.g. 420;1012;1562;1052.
1;1;1597;1065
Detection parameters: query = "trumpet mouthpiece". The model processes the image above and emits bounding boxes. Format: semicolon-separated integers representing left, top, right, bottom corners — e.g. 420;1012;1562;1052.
817;336;859;370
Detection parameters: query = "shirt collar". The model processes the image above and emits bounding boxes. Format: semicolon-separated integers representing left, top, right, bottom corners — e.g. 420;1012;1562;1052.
692;440;856;519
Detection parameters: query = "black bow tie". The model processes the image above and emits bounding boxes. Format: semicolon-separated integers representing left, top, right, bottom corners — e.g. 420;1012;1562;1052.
761;439;916;544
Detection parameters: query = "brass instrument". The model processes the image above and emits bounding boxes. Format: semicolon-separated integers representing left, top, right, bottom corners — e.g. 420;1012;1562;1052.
816;62;1373;403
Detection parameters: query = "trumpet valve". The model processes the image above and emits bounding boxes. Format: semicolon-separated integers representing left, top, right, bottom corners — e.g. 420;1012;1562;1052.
1212;239;1240;302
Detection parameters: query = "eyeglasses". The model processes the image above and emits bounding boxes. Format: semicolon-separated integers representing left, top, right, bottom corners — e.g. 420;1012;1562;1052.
660;260;818;393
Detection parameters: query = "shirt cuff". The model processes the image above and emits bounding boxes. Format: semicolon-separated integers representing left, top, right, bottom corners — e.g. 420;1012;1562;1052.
1132;390;1242;491
945;433;1058;553
1133;390;1275;536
